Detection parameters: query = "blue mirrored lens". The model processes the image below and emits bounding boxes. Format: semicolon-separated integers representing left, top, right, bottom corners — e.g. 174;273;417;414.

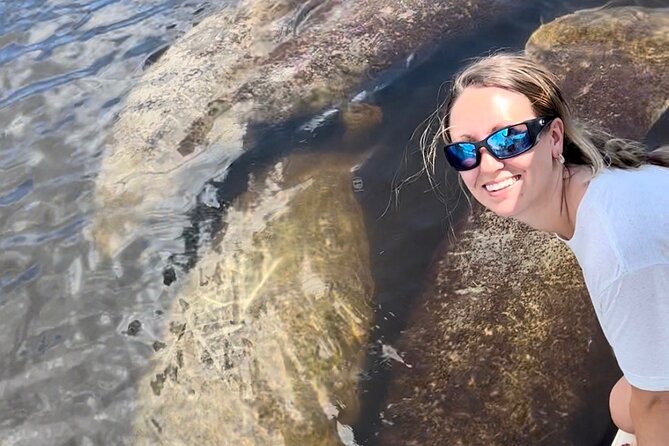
487;124;532;157
445;143;477;170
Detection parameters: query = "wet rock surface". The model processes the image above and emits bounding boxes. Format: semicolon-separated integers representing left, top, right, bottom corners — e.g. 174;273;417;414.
379;6;668;446
379;210;617;445
133;153;374;445
526;6;669;140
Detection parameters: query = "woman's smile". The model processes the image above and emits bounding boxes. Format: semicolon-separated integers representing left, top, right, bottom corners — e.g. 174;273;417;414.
483;174;522;193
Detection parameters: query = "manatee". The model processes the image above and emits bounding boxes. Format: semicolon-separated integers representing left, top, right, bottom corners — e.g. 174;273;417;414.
91;0;525;258
378;6;669;445
133;152;374;445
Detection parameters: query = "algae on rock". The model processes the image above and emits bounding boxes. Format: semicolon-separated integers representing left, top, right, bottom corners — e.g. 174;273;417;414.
526;6;669;140
380;210;615;445
133;153;374;446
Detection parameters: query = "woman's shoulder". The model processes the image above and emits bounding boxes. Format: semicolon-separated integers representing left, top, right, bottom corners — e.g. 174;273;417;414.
574;164;669;270
585;164;669;213
566;164;668;300
592;163;669;185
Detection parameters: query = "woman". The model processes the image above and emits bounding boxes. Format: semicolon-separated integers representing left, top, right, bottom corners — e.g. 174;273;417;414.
423;53;669;444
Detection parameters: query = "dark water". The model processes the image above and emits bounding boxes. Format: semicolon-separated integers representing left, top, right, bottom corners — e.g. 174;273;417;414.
0;1;667;445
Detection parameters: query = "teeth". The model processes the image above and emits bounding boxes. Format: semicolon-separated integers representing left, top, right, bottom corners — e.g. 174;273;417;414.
485;176;519;192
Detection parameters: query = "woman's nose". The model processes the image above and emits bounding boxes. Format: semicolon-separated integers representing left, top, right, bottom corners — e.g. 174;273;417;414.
479;147;504;172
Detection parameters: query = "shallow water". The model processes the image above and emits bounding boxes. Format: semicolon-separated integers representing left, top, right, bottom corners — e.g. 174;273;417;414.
0;2;228;444
0;0;667;445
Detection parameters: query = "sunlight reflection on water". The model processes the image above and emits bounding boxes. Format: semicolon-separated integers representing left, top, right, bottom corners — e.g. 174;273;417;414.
0;1;225;444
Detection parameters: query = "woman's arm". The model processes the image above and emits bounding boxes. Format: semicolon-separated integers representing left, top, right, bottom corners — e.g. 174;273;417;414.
629;386;669;445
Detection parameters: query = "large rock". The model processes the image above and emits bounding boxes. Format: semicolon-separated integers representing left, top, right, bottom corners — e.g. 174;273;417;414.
379;211;617;445
526;6;669;140
133;152;374;445
91;0;524;258
379;6;669;445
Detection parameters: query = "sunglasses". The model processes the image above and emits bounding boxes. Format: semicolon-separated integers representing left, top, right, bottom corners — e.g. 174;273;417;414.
443;116;554;171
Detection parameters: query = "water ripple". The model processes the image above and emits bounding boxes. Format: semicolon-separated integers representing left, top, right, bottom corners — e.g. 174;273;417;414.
0;1;227;443
0;0;120;36
0;218;86;250
0;179;34;207
0;2;170;67
0;264;40;297
0;52;117;110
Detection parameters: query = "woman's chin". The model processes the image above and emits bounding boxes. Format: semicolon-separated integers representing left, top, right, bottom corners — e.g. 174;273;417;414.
488;199;526;219
476;195;522;218
491;207;519;218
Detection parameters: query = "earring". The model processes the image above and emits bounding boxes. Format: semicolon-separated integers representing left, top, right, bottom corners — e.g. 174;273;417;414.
558;154;565;164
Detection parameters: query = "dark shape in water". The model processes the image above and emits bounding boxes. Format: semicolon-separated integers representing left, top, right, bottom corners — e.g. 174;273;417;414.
126;319;142;336
91;0;527;260
134;152;375;445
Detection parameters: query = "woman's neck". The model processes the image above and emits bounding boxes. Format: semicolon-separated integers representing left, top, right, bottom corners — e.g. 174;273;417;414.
517;164;593;239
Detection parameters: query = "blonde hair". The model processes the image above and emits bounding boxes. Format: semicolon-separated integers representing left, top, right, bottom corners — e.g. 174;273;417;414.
421;52;669;178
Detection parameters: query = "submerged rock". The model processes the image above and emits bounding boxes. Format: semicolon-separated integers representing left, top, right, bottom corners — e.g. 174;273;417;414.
91;0;522;258
134;152;374;445
526;6;669;140
379;6;669;445
379;211;616;445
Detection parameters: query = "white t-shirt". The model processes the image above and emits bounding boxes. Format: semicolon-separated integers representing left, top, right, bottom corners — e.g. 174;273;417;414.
562;164;669;391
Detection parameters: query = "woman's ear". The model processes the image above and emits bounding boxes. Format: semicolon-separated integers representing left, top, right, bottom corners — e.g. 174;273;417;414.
549;117;565;155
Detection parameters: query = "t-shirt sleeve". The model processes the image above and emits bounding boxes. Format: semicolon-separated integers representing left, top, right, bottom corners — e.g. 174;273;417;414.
598;263;669;391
